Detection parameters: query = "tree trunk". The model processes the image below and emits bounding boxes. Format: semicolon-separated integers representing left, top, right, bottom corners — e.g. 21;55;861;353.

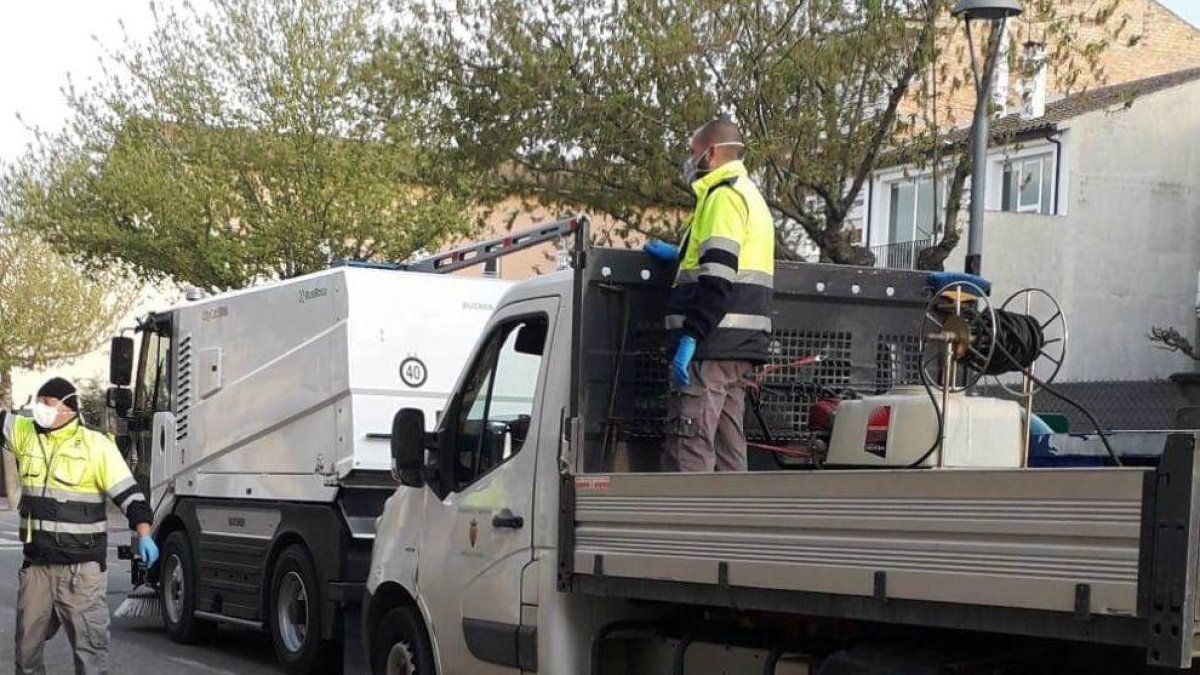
0;366;11;409
1;366;19;510
917;25;1005;273
917;154;973;271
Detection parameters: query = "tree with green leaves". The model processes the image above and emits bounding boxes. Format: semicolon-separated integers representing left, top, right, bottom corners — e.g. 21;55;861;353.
0;230;132;410
377;0;1127;267
3;0;479;291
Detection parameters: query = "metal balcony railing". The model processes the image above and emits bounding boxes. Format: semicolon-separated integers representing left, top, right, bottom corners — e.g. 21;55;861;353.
870;238;932;270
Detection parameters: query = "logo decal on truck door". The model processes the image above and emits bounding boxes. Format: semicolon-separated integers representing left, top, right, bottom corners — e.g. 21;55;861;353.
400;357;428;388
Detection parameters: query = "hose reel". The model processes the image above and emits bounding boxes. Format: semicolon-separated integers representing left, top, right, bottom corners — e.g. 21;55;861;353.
918;281;1070;467
920;282;1068;394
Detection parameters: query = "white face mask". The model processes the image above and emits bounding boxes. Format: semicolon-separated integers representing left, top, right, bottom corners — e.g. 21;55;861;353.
681;141;745;184
32;402;61;429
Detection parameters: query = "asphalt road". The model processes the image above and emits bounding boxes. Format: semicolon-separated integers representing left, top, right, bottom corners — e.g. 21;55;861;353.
0;507;281;675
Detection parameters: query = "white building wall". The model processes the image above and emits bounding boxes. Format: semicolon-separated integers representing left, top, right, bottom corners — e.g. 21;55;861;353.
940;80;1200;382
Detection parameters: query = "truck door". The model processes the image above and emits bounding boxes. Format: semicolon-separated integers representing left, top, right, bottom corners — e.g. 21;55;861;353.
131;315;173;509
417;299;554;674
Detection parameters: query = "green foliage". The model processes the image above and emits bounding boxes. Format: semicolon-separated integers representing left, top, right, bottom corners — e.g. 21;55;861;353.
0;229;133;409
378;0;1129;267
75;377;112;432
3;0;479;291
378;0;941;264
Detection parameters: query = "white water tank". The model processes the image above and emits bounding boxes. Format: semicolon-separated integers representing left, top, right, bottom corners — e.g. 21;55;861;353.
826;388;1024;468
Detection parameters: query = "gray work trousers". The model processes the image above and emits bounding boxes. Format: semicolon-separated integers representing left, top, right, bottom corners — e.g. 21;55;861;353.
15;561;109;675
665;360;753;472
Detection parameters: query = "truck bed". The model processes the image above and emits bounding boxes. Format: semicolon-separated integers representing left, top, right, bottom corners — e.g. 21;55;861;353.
563;435;1200;668
572;467;1145;614
565;246;1200;667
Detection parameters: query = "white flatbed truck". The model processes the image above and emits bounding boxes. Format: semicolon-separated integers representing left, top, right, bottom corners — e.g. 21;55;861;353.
364;222;1200;674
104;220;581;674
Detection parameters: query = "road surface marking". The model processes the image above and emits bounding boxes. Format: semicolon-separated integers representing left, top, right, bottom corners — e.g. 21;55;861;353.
166;656;240;675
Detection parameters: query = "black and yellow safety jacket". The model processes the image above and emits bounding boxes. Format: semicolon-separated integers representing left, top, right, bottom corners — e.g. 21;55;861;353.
1;412;152;567
667;159;776;362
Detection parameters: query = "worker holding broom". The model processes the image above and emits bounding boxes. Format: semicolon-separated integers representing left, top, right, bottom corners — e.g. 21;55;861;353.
645;117;777;472
1;377;157;675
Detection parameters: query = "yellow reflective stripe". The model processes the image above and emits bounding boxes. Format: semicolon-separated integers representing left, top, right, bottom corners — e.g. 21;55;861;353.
665;313;773;331
30;520;108;535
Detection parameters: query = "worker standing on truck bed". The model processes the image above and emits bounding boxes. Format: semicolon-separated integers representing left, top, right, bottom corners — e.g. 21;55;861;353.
1;377;158;675
644;117;776;472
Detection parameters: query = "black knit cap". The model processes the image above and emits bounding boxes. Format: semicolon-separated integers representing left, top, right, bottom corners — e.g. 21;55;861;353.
36;377;79;412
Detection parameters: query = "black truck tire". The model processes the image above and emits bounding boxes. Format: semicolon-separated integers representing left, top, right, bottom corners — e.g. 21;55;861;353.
160;530;217;644
269;543;341;675
370;606;436;675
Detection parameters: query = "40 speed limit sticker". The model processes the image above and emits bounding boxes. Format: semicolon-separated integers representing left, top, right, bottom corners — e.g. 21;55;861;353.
399;357;428;388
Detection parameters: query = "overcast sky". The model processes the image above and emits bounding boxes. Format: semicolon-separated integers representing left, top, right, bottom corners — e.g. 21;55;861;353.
2;0;1200;164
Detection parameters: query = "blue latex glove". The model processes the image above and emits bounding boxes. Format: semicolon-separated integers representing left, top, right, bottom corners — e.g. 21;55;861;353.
139;534;159;568
644;240;679;263
671;335;697;387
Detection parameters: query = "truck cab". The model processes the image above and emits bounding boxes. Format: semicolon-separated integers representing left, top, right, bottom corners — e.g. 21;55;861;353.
365;273;569;674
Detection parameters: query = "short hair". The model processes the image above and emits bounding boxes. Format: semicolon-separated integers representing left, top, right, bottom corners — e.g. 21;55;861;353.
693;117;745;157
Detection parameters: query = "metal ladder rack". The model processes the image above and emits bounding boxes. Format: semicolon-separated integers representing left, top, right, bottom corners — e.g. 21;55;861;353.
337;215;587;275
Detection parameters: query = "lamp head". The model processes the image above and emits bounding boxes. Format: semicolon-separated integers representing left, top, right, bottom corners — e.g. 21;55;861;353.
952;0;1023;20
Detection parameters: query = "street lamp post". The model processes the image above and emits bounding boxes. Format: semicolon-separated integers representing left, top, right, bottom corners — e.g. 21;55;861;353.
953;0;1023;276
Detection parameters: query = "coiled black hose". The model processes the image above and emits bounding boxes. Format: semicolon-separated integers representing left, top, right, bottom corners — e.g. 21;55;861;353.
969;307;1124;467
972;310;1045;376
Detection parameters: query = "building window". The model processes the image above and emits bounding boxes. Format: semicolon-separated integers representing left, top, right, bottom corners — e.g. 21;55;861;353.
887;176;942;244
1001;153;1055;215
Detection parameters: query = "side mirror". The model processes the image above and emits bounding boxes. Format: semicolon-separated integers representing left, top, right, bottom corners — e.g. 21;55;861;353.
391;408;427;486
110;337;135;387
105;387;133;418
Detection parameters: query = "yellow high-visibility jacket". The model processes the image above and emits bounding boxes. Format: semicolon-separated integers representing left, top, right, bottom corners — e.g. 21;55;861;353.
666;159;776;362
1;413;152;566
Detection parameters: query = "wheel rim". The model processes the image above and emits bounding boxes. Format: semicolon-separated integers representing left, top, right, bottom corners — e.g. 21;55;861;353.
276;571;309;653
385;640;417;675
919;280;996;394
163;553;185;624
993;287;1069;396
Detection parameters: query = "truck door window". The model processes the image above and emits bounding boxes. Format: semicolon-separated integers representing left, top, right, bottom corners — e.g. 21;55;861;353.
134;330;173;413
450;315;547;491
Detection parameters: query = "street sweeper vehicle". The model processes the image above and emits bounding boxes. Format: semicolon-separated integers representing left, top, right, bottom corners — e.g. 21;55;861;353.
364;219;1200;674
104;219;582;675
